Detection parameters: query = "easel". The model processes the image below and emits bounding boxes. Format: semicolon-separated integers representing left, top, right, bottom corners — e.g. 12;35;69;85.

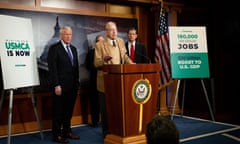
0;87;44;144
171;79;215;121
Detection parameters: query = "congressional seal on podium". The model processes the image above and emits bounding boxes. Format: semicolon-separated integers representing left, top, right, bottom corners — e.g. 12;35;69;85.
131;79;152;104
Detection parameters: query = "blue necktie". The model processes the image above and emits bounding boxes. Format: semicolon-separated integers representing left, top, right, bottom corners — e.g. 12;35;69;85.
66;45;74;65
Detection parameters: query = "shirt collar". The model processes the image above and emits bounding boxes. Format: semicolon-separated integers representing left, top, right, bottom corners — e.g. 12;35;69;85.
107;38;116;45
129;41;135;47
61;40;70;48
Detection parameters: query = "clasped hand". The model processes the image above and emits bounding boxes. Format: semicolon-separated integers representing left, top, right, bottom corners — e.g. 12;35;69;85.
104;55;112;62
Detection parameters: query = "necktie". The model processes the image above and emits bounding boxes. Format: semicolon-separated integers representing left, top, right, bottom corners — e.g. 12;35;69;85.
130;43;134;61
66;45;74;65
112;40;116;47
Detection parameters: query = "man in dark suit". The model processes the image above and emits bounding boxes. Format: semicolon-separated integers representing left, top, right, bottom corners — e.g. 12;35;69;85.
125;27;149;63
47;26;80;143
85;35;104;127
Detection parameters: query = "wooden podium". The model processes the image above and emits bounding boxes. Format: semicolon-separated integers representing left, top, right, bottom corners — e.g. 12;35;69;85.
103;64;161;144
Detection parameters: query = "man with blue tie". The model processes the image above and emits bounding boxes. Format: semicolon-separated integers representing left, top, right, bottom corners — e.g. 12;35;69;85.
47;26;80;143
125;27;149;63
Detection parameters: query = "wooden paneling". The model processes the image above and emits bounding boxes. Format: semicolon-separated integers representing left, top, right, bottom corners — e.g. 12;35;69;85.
0;0;35;6
108;4;135;15
41;0;106;12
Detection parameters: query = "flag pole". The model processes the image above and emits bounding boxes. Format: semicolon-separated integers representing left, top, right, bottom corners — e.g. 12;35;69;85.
155;1;174;115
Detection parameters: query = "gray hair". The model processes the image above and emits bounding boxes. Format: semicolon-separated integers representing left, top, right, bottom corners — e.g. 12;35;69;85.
60;26;72;34
105;21;117;30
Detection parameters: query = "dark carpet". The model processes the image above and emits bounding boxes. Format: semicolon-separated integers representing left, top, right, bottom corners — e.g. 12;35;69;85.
0;115;239;144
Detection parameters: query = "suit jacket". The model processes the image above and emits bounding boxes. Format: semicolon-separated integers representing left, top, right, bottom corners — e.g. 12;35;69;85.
125;41;148;63
47;41;79;92
94;37;133;92
85;48;97;89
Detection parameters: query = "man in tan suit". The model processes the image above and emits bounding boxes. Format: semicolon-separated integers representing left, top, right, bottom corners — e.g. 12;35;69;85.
94;21;133;137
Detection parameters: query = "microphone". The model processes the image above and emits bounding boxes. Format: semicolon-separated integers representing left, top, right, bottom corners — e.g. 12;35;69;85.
135;51;151;64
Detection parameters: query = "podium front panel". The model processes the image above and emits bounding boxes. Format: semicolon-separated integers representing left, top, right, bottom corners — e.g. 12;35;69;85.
103;64;161;137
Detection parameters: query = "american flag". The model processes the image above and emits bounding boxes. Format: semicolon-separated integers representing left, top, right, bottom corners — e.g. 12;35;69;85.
155;6;172;86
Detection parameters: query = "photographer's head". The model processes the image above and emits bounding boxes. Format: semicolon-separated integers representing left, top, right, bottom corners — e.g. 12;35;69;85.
146;115;179;144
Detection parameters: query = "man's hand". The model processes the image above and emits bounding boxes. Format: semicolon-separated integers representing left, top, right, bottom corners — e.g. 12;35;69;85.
104;55;112;61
